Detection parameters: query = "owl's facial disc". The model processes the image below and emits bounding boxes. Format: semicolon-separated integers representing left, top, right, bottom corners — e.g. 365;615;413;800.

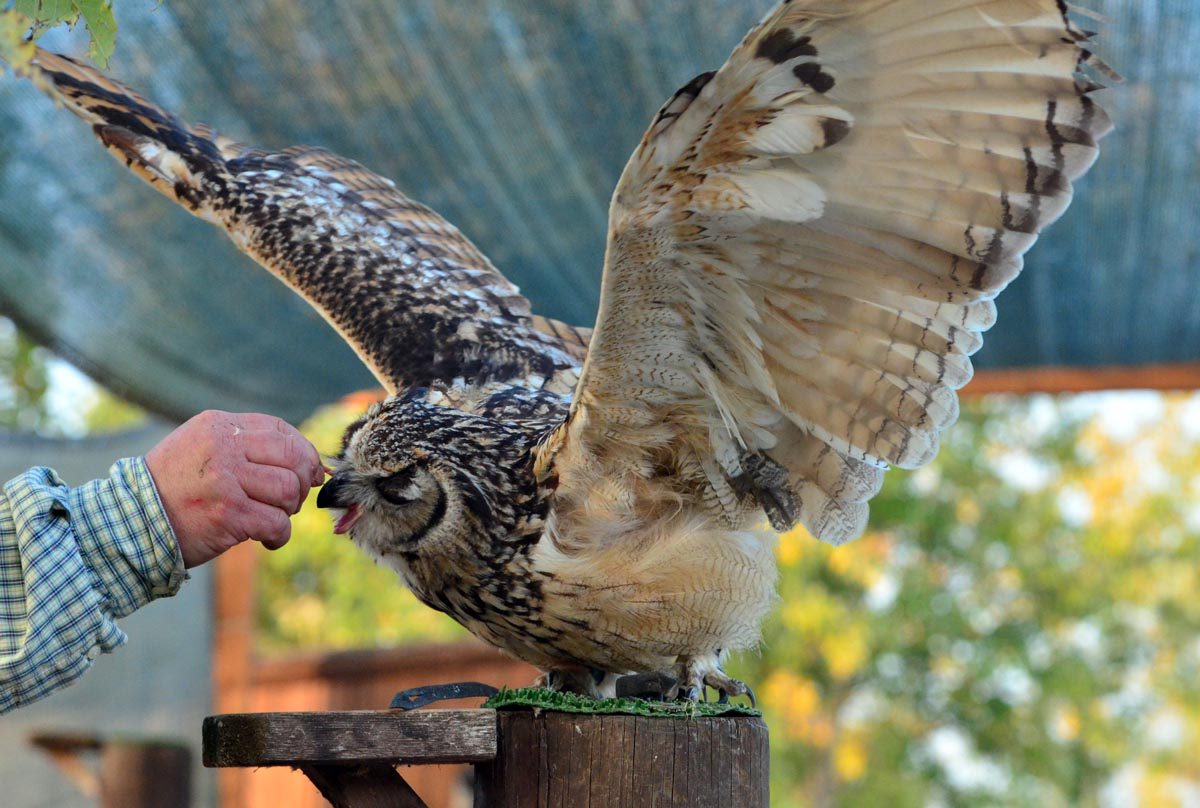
317;463;447;546
371;465;448;543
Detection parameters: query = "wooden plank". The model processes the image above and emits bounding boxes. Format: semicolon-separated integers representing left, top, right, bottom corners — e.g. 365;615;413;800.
202;709;496;767
561;714;596;808
544;715;569;808
965;362;1200;395
686;720;716;808
670;720;690;806
636;717;677;807
301;764;427;808
757;718;771;807
588;715;624;808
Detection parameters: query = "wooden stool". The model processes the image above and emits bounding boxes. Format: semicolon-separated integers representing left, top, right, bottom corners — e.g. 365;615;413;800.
202;708;769;807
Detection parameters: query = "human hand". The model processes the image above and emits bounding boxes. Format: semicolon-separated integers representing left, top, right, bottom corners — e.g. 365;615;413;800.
145;410;326;568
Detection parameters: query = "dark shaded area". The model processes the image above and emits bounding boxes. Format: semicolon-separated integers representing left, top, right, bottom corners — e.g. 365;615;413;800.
0;1;1194;423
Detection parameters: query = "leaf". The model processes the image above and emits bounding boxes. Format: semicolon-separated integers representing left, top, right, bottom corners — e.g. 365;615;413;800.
0;9;36;72
14;0;78;28
75;0;116;66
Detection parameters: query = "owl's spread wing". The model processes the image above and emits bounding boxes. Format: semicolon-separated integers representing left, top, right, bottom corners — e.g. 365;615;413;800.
552;0;1114;544
25;50;582;395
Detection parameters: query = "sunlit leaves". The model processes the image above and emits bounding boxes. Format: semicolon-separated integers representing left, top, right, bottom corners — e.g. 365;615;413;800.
75;0;115;64
0;9;36;70
2;0;117;68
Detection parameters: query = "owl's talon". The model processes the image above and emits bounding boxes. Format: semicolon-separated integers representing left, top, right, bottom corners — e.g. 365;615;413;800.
680;685;701;702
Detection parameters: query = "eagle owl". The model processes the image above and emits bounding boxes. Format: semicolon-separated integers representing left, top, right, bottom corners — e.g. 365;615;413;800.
23;0;1112;700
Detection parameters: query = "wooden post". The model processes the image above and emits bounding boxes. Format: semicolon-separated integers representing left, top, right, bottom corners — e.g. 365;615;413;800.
474;711;768;808
98;741;192;808
202;708;769;807
29;732;192;808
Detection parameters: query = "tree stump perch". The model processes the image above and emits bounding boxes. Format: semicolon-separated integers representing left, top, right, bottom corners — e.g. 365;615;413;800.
202;707;769;808
475;710;769;808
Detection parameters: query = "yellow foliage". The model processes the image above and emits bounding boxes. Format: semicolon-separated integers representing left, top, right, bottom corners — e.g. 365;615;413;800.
764;670;837;745
827;546;854;577
1053;705;1081;742
822;624;869;681
835;736;868;782
809;717;835;748
1138;771;1182;808
0;10;36;71
956;497;981;525
777;528;804;567
782;592;839;637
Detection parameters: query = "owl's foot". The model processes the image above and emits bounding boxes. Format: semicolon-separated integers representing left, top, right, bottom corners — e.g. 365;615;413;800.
676;655;756;707
535;666;606;699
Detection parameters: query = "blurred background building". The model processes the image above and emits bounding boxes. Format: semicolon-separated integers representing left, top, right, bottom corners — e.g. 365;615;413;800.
0;1;1198;806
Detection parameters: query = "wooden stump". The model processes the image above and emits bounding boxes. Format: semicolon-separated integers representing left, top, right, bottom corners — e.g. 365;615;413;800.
202;708;770;807
474;711;769;808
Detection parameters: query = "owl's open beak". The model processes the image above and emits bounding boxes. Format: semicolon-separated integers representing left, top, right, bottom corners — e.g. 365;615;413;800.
317;474;362;534
316;474;352;509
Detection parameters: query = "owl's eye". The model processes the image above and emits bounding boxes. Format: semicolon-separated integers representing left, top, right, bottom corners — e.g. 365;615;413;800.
376;467;420;505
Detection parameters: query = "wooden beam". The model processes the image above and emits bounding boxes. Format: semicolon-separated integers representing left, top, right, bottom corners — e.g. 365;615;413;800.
301;765;428;808
965;363;1200;395
211;543;260;808
202;709;496;768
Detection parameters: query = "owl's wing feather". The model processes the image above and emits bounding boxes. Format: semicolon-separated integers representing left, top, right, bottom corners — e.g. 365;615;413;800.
24;50;581;395
552;0;1113;544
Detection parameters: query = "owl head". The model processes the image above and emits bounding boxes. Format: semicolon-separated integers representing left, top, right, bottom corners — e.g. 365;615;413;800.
315;391;535;561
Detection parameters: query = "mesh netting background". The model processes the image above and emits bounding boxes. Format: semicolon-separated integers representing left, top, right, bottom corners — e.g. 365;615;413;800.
0;0;1195;424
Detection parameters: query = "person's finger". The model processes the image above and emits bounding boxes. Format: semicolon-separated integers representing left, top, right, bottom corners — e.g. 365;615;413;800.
239;430;322;485
237;499;293;550
236;462;308;514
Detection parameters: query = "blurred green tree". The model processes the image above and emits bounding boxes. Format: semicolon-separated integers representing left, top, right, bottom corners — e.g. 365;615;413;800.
731;395;1200;807
0;317;51;432
0;316;145;436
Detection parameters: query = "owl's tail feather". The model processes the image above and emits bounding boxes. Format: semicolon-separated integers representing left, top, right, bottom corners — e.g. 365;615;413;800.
25;49;233;221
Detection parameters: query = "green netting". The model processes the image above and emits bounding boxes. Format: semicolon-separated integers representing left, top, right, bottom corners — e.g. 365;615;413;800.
0;1;1196;423
484;687;760;719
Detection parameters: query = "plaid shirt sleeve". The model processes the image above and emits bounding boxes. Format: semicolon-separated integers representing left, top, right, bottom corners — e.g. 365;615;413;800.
0;457;185;713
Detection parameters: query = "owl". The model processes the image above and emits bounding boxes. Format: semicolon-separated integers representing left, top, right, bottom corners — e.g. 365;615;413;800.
23;0;1112;700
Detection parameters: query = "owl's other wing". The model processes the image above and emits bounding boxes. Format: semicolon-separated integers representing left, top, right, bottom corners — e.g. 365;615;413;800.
24;50;583;395
551;0;1114;544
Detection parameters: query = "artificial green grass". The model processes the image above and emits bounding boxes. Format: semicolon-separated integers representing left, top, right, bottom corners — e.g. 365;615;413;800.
483;687;761;718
